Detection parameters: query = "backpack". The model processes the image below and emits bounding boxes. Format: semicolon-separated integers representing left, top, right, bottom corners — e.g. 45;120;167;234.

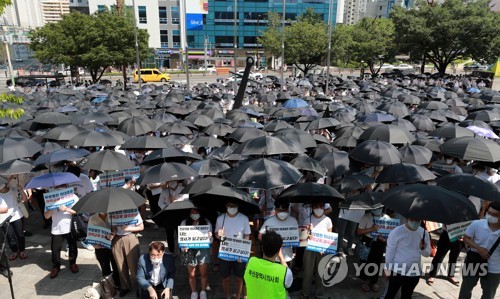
100;273;116;299
71;213;88;241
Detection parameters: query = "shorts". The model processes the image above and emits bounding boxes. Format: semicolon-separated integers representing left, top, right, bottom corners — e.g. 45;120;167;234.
219;259;246;279
181;248;211;267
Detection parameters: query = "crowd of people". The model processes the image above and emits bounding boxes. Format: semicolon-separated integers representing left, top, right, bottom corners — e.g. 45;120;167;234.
0;72;499;299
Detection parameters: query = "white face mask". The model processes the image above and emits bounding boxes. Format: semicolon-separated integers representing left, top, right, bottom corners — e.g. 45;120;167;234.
276;212;288;221
151;257;162;264
407;220;421;231
446;159;453;164
486;214;499;224
227;207;238;216
313;208;324;217
371;208;383;216
190;213;200;221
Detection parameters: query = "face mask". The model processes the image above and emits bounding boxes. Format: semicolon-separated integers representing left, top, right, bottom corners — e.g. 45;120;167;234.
151;257;162;264
227;207;238;216
313;208;324;217
446;159;453;164
190;213;200;221
407;220;421;231
135;153;143;159
372;208;383;216
486;214;499;224
277;212;288;221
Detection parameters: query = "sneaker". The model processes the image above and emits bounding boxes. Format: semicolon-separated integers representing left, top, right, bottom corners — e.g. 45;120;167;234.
191;291;198;299
81;241;95;251
200;291;207;299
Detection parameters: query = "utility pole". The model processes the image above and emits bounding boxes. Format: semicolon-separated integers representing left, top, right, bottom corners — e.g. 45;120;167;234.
233;0;238;91
204;35;208;76
1;19;15;87
131;0;142;91
280;0;285;89
180;0;190;89
116;0;127;91
325;0;334;95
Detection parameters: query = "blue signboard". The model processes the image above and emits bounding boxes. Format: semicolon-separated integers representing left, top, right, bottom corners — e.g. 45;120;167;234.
187;14;203;31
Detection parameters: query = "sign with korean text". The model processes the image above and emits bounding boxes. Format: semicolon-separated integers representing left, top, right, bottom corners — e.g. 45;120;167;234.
266;226;300;247
446;221;472;242
123;166;141;180
86;225;112;249
99;171;125;189
306;231;338;254
370;217;400;238
43;188;76;212
218;237;252;262
431;163;459;174
109;209;140;226
178;225;211;248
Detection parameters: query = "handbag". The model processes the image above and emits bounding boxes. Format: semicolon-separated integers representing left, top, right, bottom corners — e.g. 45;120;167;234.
464;235;500;273
71;213;88;241
100;273;116;299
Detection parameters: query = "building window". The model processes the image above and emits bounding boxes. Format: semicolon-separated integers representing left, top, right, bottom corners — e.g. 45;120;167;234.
97;5;106;12
173;35;181;48
379;6;383;10
159;6;167;24
160;30;169;48
171;7;180;24
138;6;147;24
215;36;235;48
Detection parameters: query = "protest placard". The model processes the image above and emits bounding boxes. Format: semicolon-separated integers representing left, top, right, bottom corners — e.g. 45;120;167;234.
446;221;472;242
425;221;443;232
370;217;400;238
178;225;211;248
431;163;459;173
99;171;125;189
306;231;338;254
43;187;76;212
266;226;300;247
109;209;140;226
86;225;112;249
123;166;141;180
218;237;252;262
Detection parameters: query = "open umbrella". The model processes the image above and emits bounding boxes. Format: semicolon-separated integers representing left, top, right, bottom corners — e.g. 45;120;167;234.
0;137;43;162
141;148;201;166
232;136;305;156
441;136;500;162
25;172;81;189
190;185;260;216
349;140;402;166
375;163;436;184
0;159;33;175
398;144;433;165
79;150;135;171
436;173;500;201
358;124;415;144
272;128;317;148
277;182;344;204
226;158;302;190
381;184;478;224
136;162;198;185
34;148;90;166
190;159;231;176
152;199;197;227
67;131;124;147
316;151;351;178
120;136;172;150
72;187;145;213
182;177;233;195
290;155;327;176
331;175;374;193
339;192;384;210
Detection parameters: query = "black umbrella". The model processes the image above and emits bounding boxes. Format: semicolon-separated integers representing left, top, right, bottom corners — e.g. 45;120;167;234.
0;137;44;163
339;192;384;210
136;162;198;185
182;177;233;195
381;184;478;224
40;141;64;154
272;128;317;148
190;159;231;176
120;136;172;150
290;155;327;176
191;185;260;216
331;175;374;193
349;140;402;166
32;112;72;125
316;151;351;178
72;187;145;213
436;173;500;201
441;137;500;162
117;116;156;136
34;148;90;166
190;136;225;148
430;125;474;139
141;148;202;166
358;124;415;144
398;144;433;165
228;127;266;143
277;182;344;204
79;150;135;171
67;131;124;147
232;136;305;156
226;158;302;190
375;163;436;184
72;112;113;125
152;200;197;228
203;123;234;136
0;159;33;175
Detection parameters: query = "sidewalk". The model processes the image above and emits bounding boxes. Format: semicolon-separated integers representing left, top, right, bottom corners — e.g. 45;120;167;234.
0;207;495;299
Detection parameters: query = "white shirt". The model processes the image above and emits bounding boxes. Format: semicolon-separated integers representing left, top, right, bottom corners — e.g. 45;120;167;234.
310;214;333;233
215;212;251;239
259;215;299;262
293;203;332;226
0;196;13;224
115;212;143;236
385;225;431;276
51;194;79;235
465;219;500;273
0;188;22;222
258;193;276;220
71;173;95;197
158;186;188;210
150;261;162;286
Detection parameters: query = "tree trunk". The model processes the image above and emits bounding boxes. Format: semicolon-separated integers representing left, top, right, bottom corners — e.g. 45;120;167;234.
437;62;447;76
420;53;426;74
122;65;127;90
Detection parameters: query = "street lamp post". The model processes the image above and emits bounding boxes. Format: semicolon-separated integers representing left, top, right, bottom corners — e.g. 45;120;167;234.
280;0;285;88
233;0;238;91
255;15;261;71
325;0;334;95
132;0;141;91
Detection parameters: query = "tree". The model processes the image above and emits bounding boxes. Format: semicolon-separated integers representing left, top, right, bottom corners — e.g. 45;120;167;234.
0;94;24;119
391;0;500;75
258;12;282;64
29;9;149;83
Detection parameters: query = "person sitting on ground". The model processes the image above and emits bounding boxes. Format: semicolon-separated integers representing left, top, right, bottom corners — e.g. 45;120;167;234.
137;241;175;299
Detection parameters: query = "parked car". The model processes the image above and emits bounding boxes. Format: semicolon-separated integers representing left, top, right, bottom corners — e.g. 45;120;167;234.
394;64;414;70
464;63;489;72
379;64;395;71
235;70;263;80
133;68;170;83
198;64;216;73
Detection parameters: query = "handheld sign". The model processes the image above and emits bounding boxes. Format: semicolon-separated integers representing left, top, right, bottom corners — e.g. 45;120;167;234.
266;226;300;247
218;237;252;262
446;221;472;242
306;231;338;254
86;225;112;249
123;166;141;180
99;171;125;189
370;217;400;238
178;225;211;249
109;209;140;226
43;187;76;212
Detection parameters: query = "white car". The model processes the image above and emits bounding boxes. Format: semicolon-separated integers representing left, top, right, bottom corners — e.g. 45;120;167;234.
198;64;216;73
379;64;395;70
395;64;414;70
235;70;263;80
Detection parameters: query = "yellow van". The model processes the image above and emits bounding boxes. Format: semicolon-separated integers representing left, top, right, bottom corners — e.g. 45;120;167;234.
133;68;170;83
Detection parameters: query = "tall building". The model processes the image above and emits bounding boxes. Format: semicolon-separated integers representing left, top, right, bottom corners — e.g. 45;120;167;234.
343;0;367;24
69;0;90;14
364;0;415;19
2;0;70;27
88;0;344;69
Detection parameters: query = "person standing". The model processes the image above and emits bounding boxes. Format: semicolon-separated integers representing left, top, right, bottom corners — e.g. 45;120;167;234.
111;210;144;297
458;202;500;299
137;241;175;299
88;213;119;287
384;218;431;299
215;200;251;299
426;229;462;286
244;231;293;299
43;188;80;279
0;182;28;261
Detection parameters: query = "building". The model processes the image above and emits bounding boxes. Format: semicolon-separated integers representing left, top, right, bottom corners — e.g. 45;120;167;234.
88;0;344;69
69;0;90;14
364;0;415;19
343;0;367;24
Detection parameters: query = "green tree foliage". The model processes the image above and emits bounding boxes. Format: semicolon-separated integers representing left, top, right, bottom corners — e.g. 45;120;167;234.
332;18;396;74
0;94;24;119
391;0;500;75
0;0;11;14
29;8;149;83
258;12;282;58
